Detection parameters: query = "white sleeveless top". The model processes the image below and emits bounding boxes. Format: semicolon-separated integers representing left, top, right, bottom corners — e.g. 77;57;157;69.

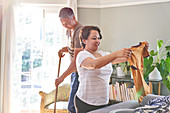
76;50;113;106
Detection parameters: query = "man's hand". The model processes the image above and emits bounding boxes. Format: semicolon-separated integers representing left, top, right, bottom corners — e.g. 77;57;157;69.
58;49;65;58
55;76;64;87
58;47;68;58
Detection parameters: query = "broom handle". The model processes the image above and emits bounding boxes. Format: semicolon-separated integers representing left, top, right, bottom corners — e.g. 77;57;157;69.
54;57;61;113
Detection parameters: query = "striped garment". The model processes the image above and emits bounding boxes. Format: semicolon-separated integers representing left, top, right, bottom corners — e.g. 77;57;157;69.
76;50;113;106
135;95;170;113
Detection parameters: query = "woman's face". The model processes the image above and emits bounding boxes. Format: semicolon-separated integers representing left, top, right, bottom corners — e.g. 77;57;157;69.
84;30;101;51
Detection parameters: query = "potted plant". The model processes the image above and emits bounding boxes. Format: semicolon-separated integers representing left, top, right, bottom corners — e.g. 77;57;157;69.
113;61;130;77
143;39;170;90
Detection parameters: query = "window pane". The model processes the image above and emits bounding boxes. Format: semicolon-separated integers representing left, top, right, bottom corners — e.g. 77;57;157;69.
12;6;70;113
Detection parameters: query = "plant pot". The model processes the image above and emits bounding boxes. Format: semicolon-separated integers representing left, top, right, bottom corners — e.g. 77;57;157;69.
116;67;125;77
149;67;162;80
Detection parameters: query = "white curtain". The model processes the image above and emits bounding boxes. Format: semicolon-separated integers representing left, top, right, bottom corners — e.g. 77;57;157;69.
0;0;18;113
67;0;77;19
0;0;77;112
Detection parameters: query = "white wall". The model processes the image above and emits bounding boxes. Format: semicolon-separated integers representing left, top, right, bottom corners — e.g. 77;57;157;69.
0;5;1;70
20;0;170;53
78;8;100;27
21;0;67;5
9;0;170;52
78;2;170;52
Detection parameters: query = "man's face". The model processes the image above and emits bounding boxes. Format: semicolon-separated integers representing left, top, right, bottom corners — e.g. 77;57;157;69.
60;17;73;30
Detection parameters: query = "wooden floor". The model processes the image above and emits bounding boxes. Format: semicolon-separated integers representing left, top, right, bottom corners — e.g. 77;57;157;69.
21;110;39;113
21;110;68;113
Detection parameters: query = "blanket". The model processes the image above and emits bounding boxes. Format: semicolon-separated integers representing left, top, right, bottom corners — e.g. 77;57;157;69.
134;95;170;113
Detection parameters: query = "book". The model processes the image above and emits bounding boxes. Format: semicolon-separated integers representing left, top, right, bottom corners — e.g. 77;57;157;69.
110;82;137;101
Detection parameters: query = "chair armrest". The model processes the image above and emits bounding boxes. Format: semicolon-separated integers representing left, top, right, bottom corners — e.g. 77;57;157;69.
39;83;70;109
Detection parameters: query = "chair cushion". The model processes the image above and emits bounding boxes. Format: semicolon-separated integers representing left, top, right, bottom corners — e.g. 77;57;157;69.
57;84;70;101
109;109;135;113
88;100;140;113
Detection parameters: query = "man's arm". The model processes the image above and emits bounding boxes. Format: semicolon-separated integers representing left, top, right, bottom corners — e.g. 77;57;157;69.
55;48;83;87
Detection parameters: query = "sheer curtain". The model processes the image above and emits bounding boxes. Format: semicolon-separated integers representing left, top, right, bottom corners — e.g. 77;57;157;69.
0;0;77;113
68;0;77;19
0;0;18;113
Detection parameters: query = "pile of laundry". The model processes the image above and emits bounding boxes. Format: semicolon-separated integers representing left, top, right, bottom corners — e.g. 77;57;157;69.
135;95;170;113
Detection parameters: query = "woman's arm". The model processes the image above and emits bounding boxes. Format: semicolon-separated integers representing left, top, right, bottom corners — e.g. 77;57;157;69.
111;58;128;64
80;48;131;69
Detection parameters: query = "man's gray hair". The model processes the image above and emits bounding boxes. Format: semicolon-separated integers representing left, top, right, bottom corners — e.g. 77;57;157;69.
59;7;74;19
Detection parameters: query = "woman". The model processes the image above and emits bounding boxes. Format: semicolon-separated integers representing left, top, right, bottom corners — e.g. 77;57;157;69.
75;26;132;113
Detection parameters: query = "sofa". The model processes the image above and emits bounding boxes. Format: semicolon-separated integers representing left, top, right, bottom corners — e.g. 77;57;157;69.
88;94;165;113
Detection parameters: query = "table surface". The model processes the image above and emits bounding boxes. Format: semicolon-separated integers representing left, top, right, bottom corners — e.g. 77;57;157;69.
111;74;162;82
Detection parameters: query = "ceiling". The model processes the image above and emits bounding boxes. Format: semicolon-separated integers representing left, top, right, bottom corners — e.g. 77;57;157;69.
20;0;170;8
78;0;170;8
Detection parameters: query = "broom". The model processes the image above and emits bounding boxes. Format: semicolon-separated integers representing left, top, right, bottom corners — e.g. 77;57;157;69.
54;57;61;113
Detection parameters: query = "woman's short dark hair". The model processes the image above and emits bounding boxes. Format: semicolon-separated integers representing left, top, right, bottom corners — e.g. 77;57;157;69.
80;26;102;48
59;7;74;19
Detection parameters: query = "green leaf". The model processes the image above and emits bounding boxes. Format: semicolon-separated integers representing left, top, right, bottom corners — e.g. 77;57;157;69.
150;50;156;56
163;78;170;91
167;76;170;81
167;52;170;58
156;61;169;78
165;45;170;51
143;56;155;79
150;50;158;56
148;57;153;66
143;65;155;80
144;57;153;67
155;51;158;56
157;39;163;50
147;66;155;75
165;57;170;72
143;58;147;68
156;63;161;72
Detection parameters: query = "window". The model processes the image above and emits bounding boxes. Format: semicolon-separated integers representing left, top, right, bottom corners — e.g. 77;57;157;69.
11;6;70;113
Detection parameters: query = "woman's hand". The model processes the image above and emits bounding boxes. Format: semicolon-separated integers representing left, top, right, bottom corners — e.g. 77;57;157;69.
145;41;149;50
116;48;132;58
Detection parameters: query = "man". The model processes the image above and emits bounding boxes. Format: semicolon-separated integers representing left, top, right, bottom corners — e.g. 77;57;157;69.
55;7;83;113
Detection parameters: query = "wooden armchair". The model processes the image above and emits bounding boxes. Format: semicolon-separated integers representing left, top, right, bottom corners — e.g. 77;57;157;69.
39;83;70;113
